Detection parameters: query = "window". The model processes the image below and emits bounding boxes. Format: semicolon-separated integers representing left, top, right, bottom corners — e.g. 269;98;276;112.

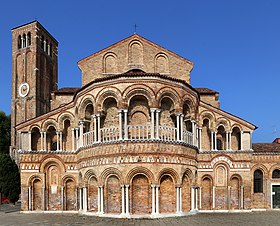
49;43;52;57
27;32;31;46
22;34;26;48
41;35;44;49
217;138;223;150
272;169;280;179
18;35;22;49
254;169;263;193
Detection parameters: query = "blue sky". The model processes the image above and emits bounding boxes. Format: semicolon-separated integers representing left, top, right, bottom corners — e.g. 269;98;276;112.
1;0;280;142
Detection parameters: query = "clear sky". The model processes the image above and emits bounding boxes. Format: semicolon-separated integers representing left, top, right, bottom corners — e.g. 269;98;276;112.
1;0;280;143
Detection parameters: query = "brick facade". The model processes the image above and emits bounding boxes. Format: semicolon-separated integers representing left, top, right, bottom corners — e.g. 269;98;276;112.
10;21;280;218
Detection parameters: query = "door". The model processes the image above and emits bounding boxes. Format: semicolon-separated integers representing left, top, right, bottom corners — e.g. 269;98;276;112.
272;185;280;208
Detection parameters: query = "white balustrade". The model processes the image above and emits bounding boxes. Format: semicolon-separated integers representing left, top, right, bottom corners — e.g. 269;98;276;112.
127;125;151;140
183;130;194;145
101;127;119;142
83;130;95;147
159;125;177;141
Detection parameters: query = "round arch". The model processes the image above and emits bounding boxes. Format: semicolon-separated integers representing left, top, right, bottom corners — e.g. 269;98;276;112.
157;168;180;185
125;166;155;184
99;167;123;185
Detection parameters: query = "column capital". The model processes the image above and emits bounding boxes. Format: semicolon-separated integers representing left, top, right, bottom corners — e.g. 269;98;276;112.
118;109;123;113
91;114;96;119
79;120;84;125
123;109;128;113
125;184;130;188
71;128;75;131
156;109;161;113
150;108;157;112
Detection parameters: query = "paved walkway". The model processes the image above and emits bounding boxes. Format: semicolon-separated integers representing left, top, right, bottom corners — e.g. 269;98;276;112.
1;206;280;226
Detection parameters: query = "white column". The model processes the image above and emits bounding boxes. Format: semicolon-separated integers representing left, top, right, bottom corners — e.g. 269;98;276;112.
176;113;180;141
40;132;44;151
28;186;32;211
118;110;123;140
60;131;63;151
229;131;232;150
191;187;195;211
199;187;202;209
97;114;101;142
79;188;83;211
214;132;217;150
240;131;243;150
155;109;161;139
125;185;129;215
179;187;182;212
28;131;32;151
100;186;104;213
151;185;155;214
155;185;159;214
211;131;214;150
121;185;125;215
191;120;196;145
226;131;229;150
123;110;128;140
44;131;47;150
71;128;75;152
240;185;244;209
212;186;216;209
97;187;100;213
79;121;84;147
93;115;97;143
56;131;60;151
150;109;156;139
180;114;184;141
75;128;79;149
83;187;87;211
195;188;198;210
61;186;64;210
199;127;202;150
176;187;180;213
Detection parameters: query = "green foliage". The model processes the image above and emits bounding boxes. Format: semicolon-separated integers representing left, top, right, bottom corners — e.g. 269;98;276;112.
0;111;11;154
0;153;20;203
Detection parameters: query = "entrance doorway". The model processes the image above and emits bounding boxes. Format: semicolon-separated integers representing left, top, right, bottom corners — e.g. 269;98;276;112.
272;185;280;208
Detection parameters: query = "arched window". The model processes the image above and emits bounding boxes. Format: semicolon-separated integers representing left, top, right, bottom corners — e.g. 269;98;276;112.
18;35;22;49
45;39;48;53
217;138;223;150
22;34;26;48
272;169;280;179
27;32;31;46
254;170;263;193
49;43;52;57
41;35;44;49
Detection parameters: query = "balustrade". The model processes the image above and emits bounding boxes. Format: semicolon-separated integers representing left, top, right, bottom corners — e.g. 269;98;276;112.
127;125;151;140
159;125;177;141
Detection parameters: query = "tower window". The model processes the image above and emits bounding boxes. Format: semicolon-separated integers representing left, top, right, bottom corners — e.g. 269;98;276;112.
27;32;31;46
18;35;22;49
41;35;44;49
22;34;26;48
49;43;52;57
254;169;263;193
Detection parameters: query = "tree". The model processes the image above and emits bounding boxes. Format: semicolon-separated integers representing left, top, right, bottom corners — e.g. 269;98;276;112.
0;111;11;154
0;154;20;203
0;111;20;204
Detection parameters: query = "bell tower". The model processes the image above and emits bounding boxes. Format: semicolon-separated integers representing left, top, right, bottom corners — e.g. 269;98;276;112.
10;21;58;161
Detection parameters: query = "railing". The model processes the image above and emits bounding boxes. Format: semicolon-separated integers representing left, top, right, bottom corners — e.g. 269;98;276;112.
127;125;151;140
83;130;95;147
159;125;177;141
183;130;193;145
101;127;119;142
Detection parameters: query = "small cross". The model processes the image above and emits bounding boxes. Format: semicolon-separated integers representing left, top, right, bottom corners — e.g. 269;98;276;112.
134;24;138;34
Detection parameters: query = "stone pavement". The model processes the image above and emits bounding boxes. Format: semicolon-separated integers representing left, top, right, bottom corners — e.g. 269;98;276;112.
1;209;280;226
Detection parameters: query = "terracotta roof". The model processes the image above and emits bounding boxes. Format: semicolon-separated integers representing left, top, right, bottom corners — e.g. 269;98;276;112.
195;88;219;94
252;143;280;153
53;87;80;94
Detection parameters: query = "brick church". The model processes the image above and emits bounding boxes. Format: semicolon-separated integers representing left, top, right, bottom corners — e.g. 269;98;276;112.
10;20;280;217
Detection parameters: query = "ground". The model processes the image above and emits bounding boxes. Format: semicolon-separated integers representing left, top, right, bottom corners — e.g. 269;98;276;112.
0;204;280;226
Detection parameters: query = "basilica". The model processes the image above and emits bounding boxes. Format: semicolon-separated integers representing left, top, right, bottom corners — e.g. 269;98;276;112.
10;21;280;217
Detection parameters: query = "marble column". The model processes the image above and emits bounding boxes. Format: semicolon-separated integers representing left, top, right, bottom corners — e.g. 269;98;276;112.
176;113;180;142
79;121;84;147
150;109;156;139
100;186;104;213
61;186;64;210
79;188;83;211
56;131;60;151
28;131;32;151
83;187;87;211
123;110;128;140
180;114;184;141
212;186;216;209
71;128;75;152
125;185;129;215
151;185;155;214
121;185;125;215
118;110;123;140
155;110;161;139
155;185;159;214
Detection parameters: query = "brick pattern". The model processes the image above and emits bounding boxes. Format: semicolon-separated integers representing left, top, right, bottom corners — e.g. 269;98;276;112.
105;176;121;214
159;175;176;213
88;177;98;212
65;179;75;210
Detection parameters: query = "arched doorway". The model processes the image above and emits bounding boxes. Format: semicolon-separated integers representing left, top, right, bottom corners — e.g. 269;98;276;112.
65;178;76;210
182;174;191;212
201;177;212;210
33;178;42;210
88;176;98;212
